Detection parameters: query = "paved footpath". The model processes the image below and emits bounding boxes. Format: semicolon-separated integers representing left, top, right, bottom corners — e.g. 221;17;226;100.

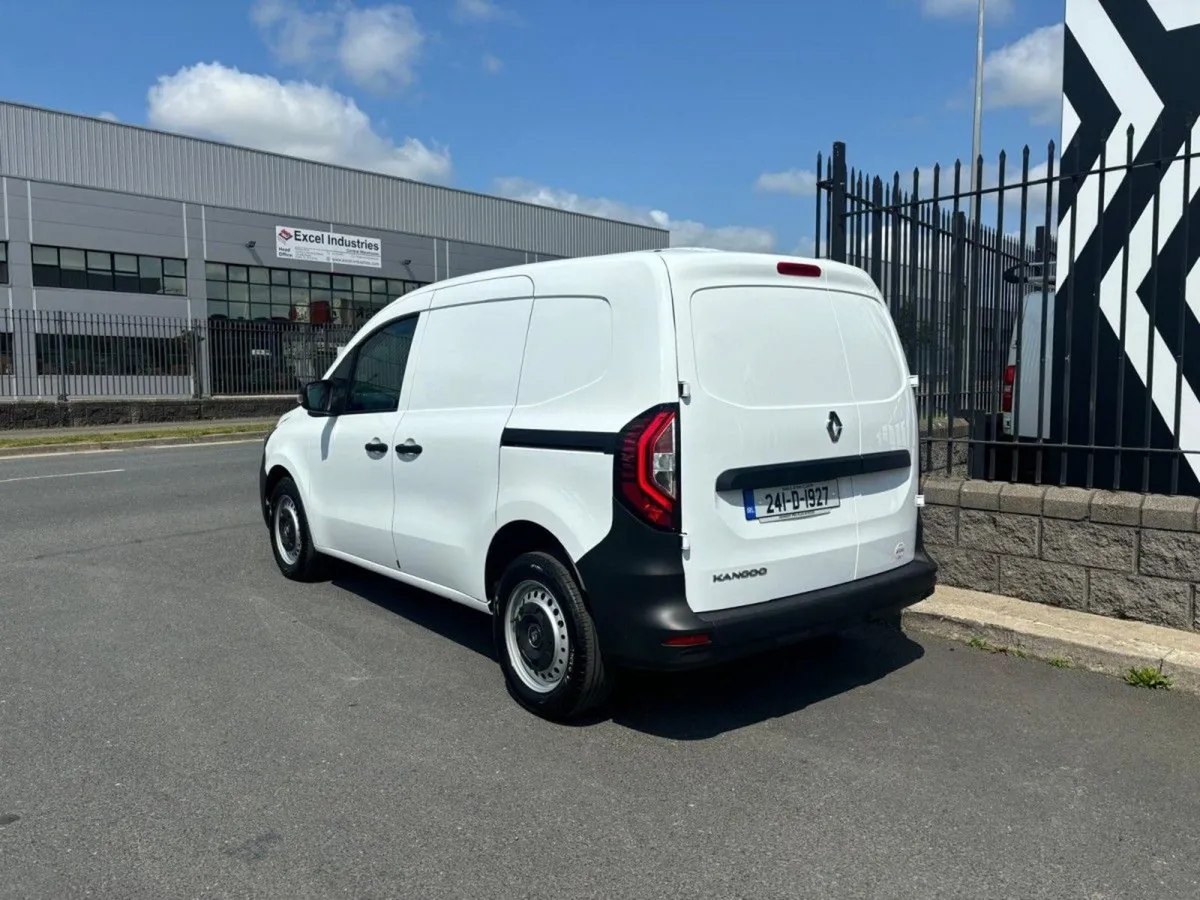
2;442;1200;899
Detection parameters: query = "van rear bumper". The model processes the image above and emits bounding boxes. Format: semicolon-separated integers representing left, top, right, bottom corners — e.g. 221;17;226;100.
599;553;938;671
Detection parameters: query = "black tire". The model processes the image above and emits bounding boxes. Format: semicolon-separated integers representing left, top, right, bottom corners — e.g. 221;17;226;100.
268;476;325;582
493;551;613;721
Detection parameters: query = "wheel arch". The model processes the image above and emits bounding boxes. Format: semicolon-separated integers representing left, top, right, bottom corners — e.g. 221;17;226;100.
485;520;587;610
264;463;294;498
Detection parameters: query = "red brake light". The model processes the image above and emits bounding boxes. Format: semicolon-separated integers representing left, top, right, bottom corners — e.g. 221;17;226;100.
777;261;822;278
617;405;679;531
1001;365;1015;413
663;633;711;647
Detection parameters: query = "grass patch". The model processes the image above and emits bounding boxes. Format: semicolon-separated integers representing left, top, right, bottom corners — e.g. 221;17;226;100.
1047;657;1073;669
0;421;271;449
966;636;1028;658
1124;665;1172;690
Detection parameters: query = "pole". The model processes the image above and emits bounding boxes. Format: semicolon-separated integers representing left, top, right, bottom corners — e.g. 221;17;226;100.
970;0;985;195
829;142;848;263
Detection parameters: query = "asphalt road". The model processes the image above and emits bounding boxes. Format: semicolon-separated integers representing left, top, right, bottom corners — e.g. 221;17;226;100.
3;441;1200;899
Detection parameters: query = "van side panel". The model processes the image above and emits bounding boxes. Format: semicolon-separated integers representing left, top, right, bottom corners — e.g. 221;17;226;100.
496;294;619;566
498;258;678;574
389;296;533;601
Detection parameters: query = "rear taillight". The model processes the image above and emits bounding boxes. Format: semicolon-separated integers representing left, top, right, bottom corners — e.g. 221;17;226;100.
617;405;679;531
1001;365;1015;413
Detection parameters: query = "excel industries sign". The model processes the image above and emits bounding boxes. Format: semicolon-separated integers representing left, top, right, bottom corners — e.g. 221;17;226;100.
275;225;382;269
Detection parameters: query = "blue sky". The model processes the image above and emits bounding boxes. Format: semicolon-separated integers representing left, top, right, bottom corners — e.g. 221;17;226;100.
0;0;1065;253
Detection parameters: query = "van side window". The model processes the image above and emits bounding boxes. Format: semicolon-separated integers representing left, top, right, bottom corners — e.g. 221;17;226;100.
407;299;531;411
346;316;419;413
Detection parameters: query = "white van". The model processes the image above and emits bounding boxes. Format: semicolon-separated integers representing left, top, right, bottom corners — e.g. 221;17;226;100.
258;249;938;720
1001;261;1055;440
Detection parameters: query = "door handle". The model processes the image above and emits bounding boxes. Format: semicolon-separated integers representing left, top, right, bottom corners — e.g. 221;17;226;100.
364;439;388;454
395;440;423;457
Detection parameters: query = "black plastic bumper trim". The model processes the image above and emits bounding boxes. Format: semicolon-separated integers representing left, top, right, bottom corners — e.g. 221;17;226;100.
596;553;937;671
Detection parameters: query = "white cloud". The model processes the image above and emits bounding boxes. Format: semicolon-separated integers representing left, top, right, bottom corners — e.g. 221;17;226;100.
338;6;424;92
494;177;776;251
147;62;452;183
97;111;119;122
482;53;504;74
251;0;425;93
921;0;1013;20
792;235;816;257
251;0;337;66
455;0;505;21
755;168;818;197
981;23;1064;124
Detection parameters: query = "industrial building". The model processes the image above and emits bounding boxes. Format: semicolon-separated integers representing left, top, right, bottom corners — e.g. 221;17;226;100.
0;100;668;397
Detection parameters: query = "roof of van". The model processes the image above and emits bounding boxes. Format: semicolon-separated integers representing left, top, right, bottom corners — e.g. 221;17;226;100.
403;247;880;299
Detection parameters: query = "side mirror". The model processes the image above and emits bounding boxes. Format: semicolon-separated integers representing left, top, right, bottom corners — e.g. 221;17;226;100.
299;379;335;417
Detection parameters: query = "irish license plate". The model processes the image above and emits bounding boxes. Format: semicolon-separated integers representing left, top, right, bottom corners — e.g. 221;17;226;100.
743;481;840;521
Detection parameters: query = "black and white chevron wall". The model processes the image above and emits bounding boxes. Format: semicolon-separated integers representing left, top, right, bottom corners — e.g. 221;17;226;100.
1054;0;1200;494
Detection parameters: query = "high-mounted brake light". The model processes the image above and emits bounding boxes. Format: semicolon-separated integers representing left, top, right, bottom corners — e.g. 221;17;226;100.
777;261;822;278
1001;365;1016;413
616;405;679;531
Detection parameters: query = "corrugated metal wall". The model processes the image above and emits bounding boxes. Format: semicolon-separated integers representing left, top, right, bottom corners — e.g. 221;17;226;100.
0;102;670;258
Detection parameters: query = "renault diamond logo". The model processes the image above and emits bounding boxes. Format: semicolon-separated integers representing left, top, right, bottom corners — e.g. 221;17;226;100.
827;411;843;443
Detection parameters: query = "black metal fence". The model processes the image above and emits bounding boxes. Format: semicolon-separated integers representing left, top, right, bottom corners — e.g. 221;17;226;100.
0;309;358;400
815;130;1200;497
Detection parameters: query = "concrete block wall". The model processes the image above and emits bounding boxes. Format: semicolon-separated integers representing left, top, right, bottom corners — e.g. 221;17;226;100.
922;476;1200;632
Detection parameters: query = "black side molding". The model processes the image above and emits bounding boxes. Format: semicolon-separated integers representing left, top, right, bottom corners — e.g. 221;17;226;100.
501;427;617;454
716;449;911;492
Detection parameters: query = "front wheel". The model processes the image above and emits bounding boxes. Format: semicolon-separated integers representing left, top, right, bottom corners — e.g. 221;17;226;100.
268;477;325;582
493;551;613;721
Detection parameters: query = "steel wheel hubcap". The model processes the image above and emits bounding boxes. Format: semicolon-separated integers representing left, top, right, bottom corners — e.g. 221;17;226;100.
504;580;569;693
274;495;302;566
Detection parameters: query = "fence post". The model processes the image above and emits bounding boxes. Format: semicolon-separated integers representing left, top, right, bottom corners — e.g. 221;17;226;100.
55;310;68;403
829;142;848;263
190;320;203;399
869;177;884;289
949;211;967;425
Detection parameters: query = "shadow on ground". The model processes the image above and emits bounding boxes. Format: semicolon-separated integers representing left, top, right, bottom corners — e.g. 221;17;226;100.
608;625;925;740
329;564;496;660
330;564;925;740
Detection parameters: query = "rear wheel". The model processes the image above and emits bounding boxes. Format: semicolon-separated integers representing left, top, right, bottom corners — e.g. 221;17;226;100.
269;477;325;582
493;551;613;721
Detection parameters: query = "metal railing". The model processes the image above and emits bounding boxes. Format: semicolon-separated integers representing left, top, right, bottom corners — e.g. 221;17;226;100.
815;128;1200;497
0;309;358;400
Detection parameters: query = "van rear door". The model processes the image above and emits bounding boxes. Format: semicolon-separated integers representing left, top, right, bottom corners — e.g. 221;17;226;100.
665;255;918;615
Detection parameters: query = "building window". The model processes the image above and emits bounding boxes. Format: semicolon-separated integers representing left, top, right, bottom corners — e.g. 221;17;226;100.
0;242;7;284
204;262;425;325
31;245;187;296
